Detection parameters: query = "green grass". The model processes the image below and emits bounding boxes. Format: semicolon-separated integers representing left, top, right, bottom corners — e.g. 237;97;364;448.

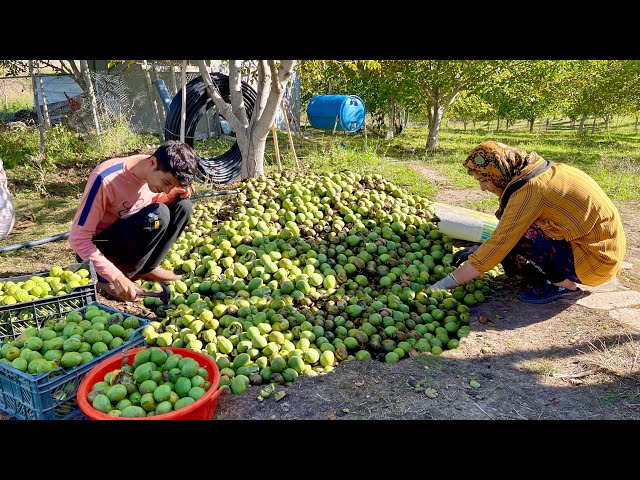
0;98;32;121
381;125;640;203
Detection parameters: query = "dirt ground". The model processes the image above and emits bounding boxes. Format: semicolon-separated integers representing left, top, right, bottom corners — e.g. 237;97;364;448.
1;163;639;421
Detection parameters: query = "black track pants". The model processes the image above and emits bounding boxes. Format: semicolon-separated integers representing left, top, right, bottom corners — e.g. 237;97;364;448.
78;199;192;280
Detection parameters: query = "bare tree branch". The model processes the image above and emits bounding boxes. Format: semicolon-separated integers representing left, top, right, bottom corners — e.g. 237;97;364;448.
229;61;248;126
253;60;296;138
197;60;245;134
252;60;270;123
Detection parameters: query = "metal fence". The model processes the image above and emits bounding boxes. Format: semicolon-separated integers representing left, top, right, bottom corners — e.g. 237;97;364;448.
0;62;301;137
0;76;33;119
0;68;224;136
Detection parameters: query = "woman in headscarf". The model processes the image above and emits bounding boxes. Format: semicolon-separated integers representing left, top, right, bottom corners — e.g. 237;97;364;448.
429;140;627;304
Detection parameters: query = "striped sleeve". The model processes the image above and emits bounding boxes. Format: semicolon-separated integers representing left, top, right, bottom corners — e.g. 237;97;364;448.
68;164;123;282
467;184;545;273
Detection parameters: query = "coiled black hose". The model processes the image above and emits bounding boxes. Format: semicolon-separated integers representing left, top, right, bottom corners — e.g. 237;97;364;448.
164;73;257;184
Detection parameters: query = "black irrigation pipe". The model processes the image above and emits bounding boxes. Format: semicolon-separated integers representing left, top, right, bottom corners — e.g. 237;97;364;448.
164;73;257;185
0;189;239;255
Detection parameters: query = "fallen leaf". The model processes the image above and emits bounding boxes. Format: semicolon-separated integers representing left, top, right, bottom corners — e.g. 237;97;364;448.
495;314;503;320
470;379;481;389
479;315;489;324
409;348;421;358
481;346;492;354
546;397;560;405
354;380;365;387
326;411;337;420
280;402;290;412
274;391;286;401
342;408;350;414
424;387;438;398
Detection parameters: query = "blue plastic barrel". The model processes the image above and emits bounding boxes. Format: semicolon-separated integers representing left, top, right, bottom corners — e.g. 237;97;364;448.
306;95;366;132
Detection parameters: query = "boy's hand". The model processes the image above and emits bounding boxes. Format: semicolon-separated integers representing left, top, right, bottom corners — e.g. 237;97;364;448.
168;184;195;203
112;274;143;301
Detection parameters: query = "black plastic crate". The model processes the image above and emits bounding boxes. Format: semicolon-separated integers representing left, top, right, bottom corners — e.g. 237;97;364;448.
0;261;98;341
0;302;150;420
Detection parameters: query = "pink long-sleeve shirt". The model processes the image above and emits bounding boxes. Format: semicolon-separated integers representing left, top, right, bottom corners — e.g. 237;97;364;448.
69;155;173;282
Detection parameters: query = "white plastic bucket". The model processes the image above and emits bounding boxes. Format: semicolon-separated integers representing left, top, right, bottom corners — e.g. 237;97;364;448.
434;202;498;243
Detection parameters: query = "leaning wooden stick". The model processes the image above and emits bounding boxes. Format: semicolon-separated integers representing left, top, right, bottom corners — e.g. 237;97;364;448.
271;122;282;171
280;100;300;169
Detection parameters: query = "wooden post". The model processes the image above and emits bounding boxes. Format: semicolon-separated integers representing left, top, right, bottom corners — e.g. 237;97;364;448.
80;60;102;134
281;99;299;169
180;60;187;143
271;122;282;171
28;60;45;155
363;121;367;149
142;60;163;138
332;115;339;135
36;63;50;128
170;62;178;97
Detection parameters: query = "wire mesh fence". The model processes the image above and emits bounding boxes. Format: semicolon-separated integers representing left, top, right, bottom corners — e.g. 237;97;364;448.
0;76;34;122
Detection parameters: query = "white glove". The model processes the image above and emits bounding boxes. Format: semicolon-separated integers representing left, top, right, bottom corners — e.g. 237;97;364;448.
430;273;459;291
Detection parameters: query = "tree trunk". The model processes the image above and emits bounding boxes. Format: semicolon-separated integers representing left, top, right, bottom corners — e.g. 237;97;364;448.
591;116;597;134
240;134;267;178
426;103;445;150
635;116;638;134
29;61;45;155
151;62;166;126
198;60;295;181
395;108;404;135
529;117;535;133
578;113;587;134
403;110;409;127
496;117;501;131
463;120;468;131
80;60;101;134
386;103;395;139
545;118;550;131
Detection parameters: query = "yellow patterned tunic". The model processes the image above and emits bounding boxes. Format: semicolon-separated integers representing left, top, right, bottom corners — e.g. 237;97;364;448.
468;161;627;286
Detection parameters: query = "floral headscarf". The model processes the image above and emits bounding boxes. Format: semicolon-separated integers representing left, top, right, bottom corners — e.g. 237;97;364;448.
463;141;542;190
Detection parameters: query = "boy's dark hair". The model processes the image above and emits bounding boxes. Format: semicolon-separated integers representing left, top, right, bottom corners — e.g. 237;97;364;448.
152;140;198;186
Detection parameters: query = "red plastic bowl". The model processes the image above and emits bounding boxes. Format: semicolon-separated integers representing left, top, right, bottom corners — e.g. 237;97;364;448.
78;346;222;420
